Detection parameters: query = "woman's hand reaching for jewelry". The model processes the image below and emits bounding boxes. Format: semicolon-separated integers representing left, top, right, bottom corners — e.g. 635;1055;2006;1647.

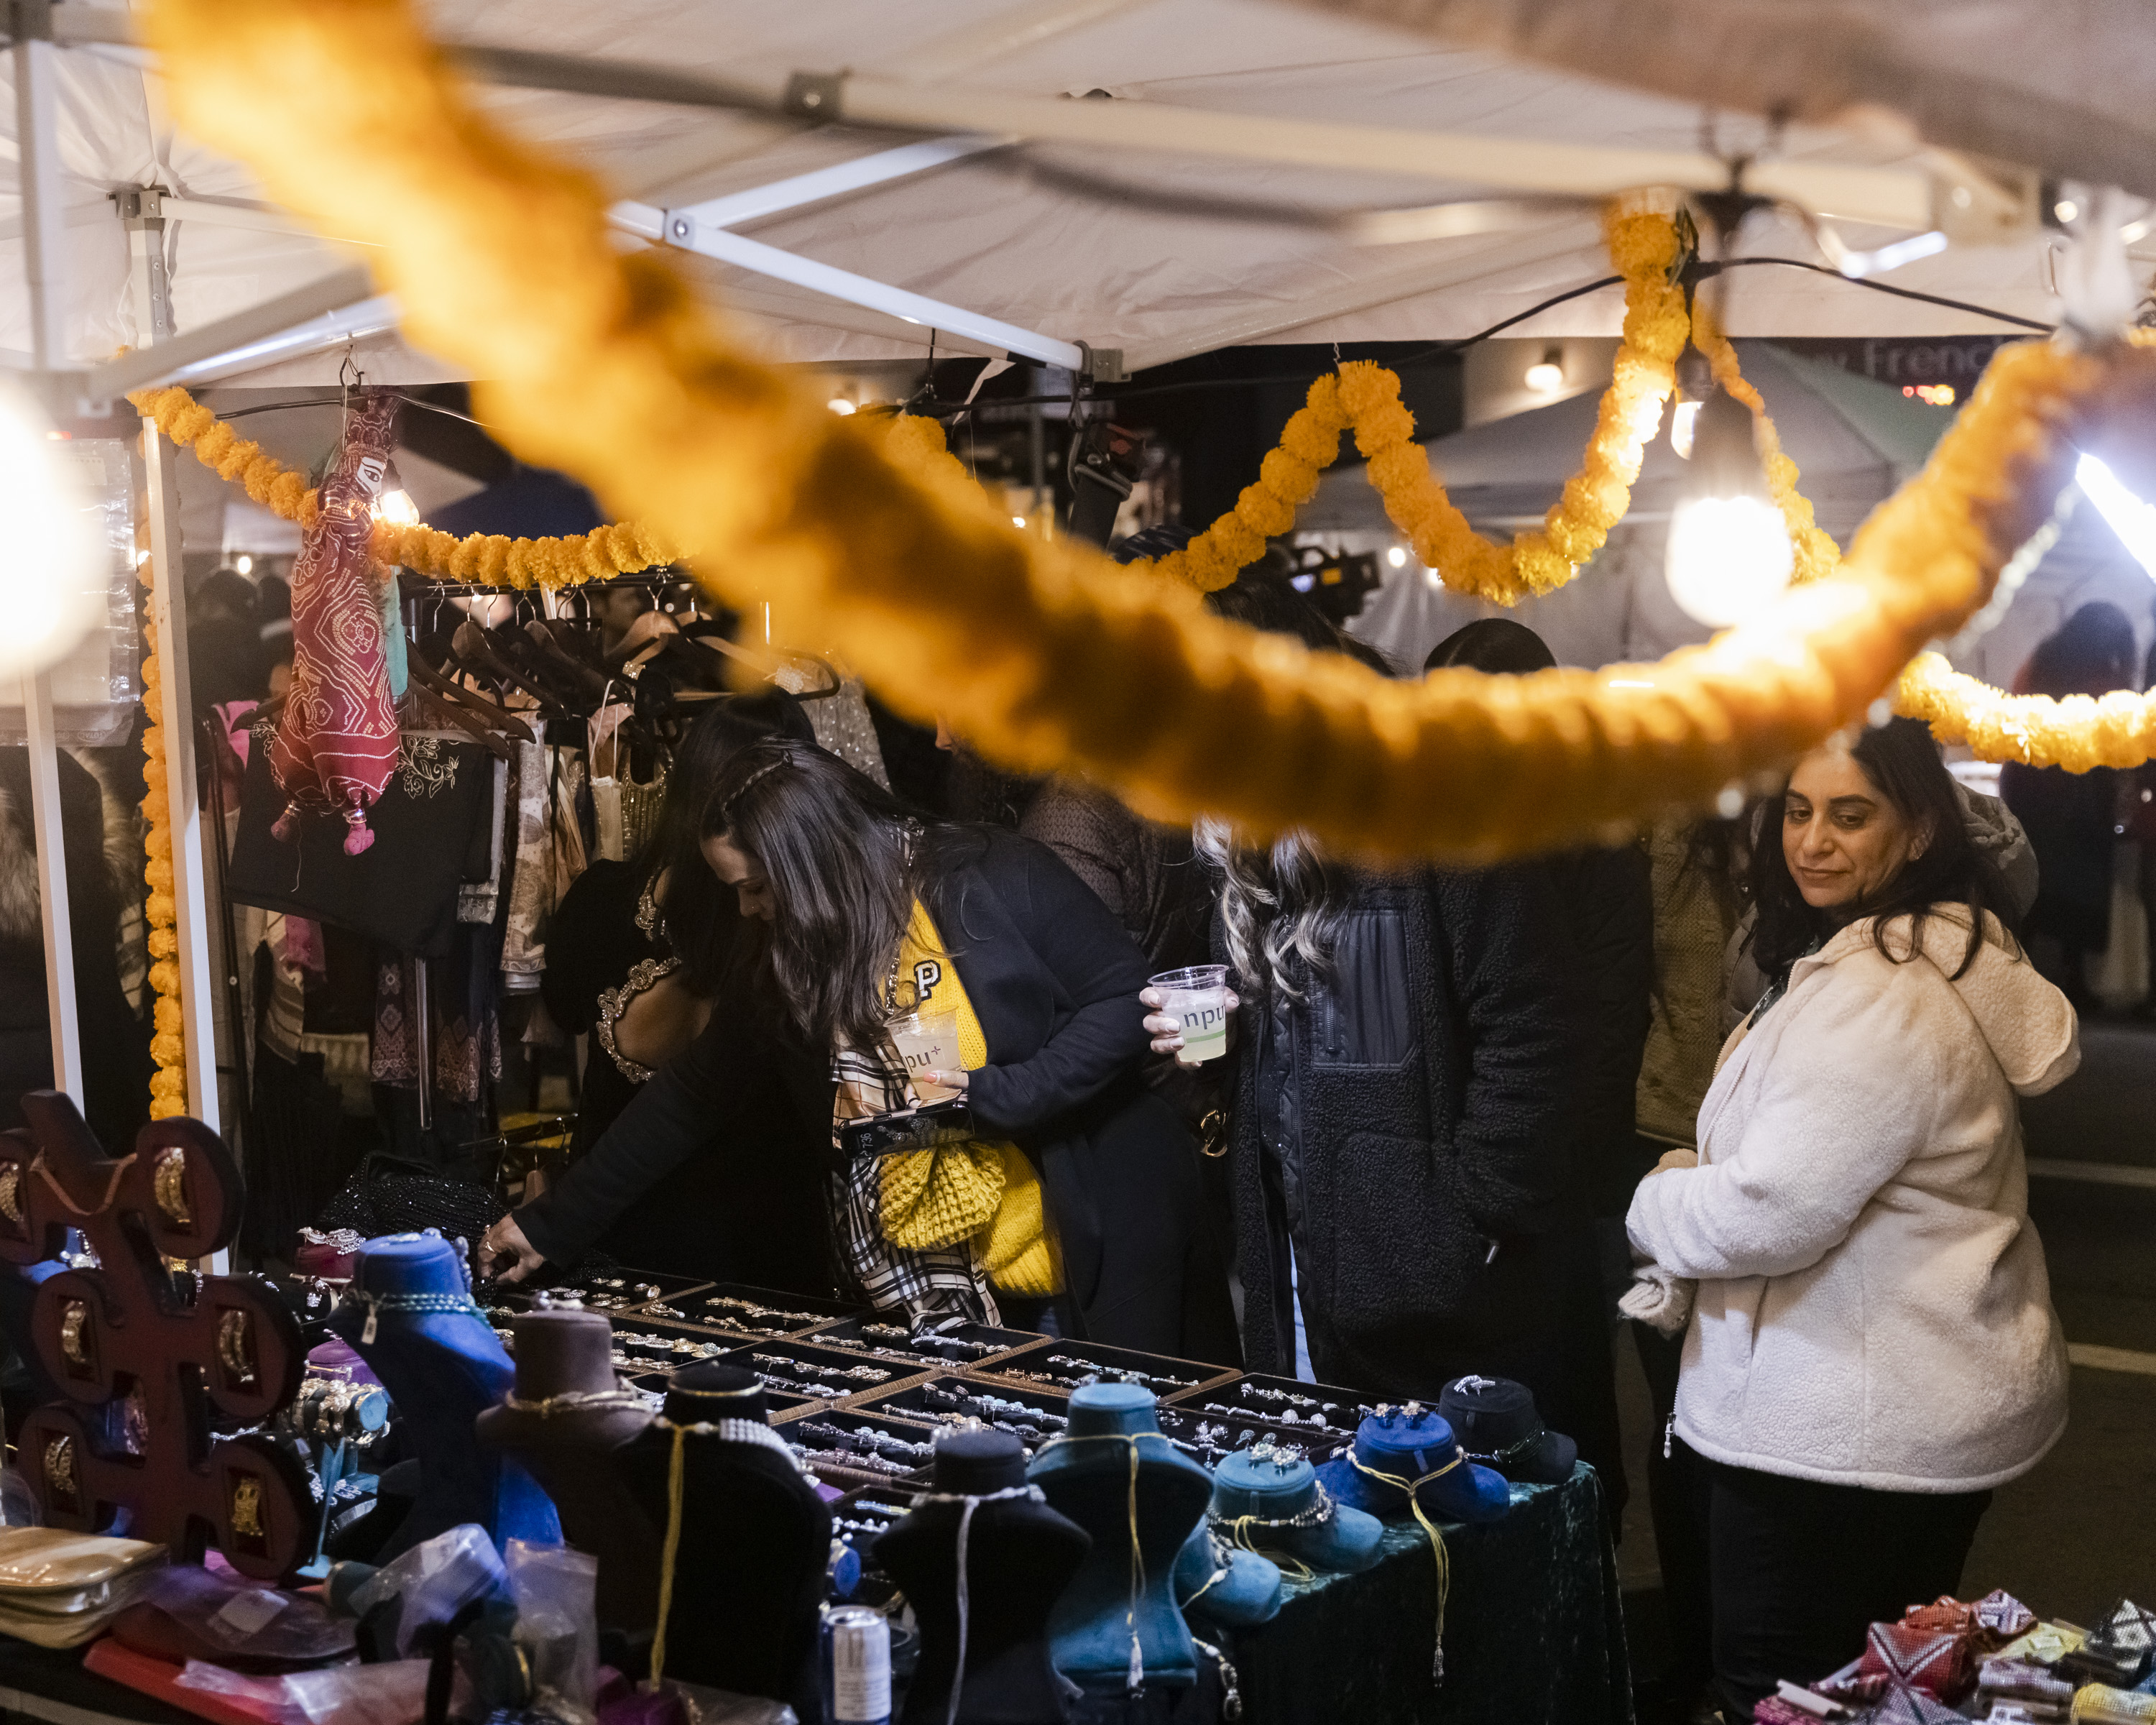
1141;986;1240;1066
479;1214;545;1283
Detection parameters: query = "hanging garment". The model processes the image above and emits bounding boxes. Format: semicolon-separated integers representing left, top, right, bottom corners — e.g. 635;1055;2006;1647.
372;923;502;1105
501;740;586;985
229;724;497;958
268;392;402;856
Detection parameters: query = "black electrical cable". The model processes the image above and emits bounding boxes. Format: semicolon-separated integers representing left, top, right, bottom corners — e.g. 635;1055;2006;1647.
1704;257;2055;333
905;257;2055;418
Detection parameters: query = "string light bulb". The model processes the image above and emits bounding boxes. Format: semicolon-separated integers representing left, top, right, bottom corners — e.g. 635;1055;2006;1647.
234;553;254;575
0;388;104;684
1386;546;1409;569
1523;346;1565;394
374;487;420;525
1664;386;1793;627
827;397;857;416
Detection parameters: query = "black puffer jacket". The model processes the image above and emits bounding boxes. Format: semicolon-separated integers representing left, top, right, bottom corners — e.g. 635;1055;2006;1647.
1229;861;1589;1394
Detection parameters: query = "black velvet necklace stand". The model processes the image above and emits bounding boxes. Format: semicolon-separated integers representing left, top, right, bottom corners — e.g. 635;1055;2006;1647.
325;1230;560;1558
474;1305;658;1629
876;1429;1089;1725
611;1362;832;1714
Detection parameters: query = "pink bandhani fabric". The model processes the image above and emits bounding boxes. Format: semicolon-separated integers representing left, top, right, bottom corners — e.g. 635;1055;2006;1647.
268;392;399;857
1858;1619;1978;1704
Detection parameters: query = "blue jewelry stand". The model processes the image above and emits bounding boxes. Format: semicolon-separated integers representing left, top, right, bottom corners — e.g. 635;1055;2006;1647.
325;1231;559;1558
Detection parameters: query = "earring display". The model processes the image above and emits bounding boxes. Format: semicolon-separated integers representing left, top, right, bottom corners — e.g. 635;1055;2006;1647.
673;1284;867;1343
0;1098;311;1579
851;1379;1069;1454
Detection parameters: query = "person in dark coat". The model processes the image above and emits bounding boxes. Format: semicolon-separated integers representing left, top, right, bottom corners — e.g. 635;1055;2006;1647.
486;741;1238;1363
1425;619;1649;1523
2002;601;2135;1008
539;689;817;1280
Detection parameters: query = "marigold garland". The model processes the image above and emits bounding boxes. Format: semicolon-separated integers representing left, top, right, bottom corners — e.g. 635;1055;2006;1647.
137;558;188;1121
1123;207;1690;601
129;385;678;588
143;0;2156;862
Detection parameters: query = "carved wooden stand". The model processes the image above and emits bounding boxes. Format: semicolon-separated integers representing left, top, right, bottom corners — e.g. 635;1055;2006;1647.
0;1092;310;1579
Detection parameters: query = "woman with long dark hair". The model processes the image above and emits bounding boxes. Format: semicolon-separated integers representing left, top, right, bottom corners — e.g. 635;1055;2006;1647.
1143;599;1592;1420
1626;718;2075;1717
490;740;1237;1357
538;690;815;1276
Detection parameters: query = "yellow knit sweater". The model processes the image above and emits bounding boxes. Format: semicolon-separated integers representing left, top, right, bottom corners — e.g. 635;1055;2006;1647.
877;902;1061;1297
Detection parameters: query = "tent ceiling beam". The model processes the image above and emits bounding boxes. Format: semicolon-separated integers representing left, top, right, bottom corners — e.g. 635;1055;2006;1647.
612;197;1099;375
83;262;384;399
668;134;1013;231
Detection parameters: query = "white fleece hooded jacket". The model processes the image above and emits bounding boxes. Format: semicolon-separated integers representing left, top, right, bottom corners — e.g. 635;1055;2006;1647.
1626;910;2077;1493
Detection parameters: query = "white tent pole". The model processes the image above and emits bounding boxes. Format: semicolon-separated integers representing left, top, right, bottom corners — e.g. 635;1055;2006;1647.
14;0;80;1108
126;204;222;1137
88;263;379;399
613;199;1093;372
721;282;1008;359
671;135;1010;231
21;675;79;1105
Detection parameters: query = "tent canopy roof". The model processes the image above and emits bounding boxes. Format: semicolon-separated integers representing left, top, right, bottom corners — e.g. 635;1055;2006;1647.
5;0;2133;385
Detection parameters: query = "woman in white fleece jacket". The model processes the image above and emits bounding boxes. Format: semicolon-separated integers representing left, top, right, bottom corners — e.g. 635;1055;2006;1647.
1627;719;2076;1719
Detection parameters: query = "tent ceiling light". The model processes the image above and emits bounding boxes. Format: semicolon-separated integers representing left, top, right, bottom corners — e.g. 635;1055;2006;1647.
1523;347;1565;394
1664;387;1793;627
1386;546;1409;569
827;397;857;415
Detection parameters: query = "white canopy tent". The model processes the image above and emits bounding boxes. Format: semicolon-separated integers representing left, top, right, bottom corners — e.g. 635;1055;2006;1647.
0;0;2145;1136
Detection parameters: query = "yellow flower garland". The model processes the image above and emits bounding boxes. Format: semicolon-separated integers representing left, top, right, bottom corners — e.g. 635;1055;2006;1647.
130;385;677;588
1126;208;1690;600
137;558;188;1121
1895;653;2156;773
142;0;2156;863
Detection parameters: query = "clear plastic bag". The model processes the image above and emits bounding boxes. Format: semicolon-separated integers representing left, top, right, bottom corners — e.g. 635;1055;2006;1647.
0;1468;41;1528
344;1525;507;1659
175;1657;435;1725
505;1540;598;1725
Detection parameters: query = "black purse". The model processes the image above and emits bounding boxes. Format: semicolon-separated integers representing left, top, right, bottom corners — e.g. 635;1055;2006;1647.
837;1095;978;1165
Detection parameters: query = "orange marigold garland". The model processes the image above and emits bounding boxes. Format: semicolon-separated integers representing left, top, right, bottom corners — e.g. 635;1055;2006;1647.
1122;206;1691;601
129;385;678;588
137;558;188;1120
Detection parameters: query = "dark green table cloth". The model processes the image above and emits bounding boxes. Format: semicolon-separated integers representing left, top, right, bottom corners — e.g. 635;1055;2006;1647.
1219;1462;1632;1725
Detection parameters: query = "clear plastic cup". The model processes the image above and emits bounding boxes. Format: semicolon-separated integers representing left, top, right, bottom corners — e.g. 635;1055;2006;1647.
888;1011;962;1100
1150;965;1231;1064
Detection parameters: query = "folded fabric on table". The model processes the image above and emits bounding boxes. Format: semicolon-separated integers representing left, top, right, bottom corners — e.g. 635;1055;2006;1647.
1869;1680;1969;1724
2002;1626;2092;1669
1905;1596;1979;1639
1978;1592;2042;1647
1985;1703;2068;1725
2072;1683;2156;1724
1858;1620;1979;1705
1984;1658;2079;1711
1751;1699;1823;1725
1814;1655;1887;1706
2061;1604;2156;1689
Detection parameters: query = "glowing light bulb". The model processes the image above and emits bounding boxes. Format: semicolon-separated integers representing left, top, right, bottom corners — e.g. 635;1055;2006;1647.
1664;387;1793;627
827;397;857;416
1669;400;1702;459
2078;451;2156;578
1665;495;1793;627
0;389;105;683
1524;348;1565;394
1012;515;1027;528
234;553;254;575
374;488;420;526
1386;546;1408;569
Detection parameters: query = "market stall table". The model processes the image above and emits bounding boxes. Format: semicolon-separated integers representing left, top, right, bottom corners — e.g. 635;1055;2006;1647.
1220;1462;1629;1725
0;1638;196;1725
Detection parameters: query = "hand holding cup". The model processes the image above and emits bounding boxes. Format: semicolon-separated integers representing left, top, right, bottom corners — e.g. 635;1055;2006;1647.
1143;965;1238;1066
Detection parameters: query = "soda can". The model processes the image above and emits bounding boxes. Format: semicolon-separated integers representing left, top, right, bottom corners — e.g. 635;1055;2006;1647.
821;1604;892;1725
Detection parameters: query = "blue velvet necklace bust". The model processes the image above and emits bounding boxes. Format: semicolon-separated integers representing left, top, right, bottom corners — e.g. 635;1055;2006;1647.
1026;1383;1212;1694
325;1230;559;1557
